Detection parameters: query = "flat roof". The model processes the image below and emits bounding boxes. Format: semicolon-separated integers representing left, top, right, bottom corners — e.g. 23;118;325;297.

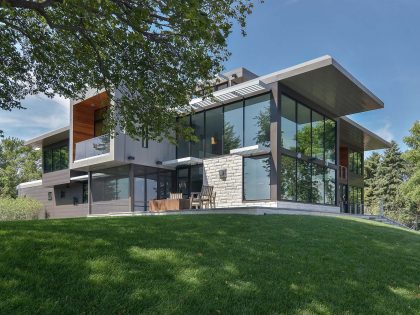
340;117;391;151
25;126;69;148
192;55;384;117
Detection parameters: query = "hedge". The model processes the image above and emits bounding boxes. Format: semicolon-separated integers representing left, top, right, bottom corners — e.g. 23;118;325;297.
0;197;43;221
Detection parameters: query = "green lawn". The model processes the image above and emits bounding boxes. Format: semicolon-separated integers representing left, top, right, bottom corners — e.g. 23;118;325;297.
0;215;419;315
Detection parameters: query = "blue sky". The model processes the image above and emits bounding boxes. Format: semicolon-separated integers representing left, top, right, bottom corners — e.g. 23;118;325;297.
1;0;419;152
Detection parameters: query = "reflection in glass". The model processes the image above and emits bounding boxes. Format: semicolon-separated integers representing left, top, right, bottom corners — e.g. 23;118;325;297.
191;112;205;158
280;155;296;201
190;165;203;193
325;168;336;205
297;159;311;203
311;112;324;160
244;94;271;148
243;155;271;200
177;116;190;158
297;103;311;156
312;163;324;203
223;101;243;153
281;95;296;151
176;168;189;198
92;165;129;202
325;118;336;164
205;107;223;157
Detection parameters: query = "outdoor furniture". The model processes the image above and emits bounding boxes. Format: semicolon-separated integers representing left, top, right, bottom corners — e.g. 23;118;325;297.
149;199;190;212
169;192;183;199
190;185;214;209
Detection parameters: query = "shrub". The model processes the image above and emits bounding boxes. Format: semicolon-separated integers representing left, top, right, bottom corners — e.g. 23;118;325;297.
0;197;43;221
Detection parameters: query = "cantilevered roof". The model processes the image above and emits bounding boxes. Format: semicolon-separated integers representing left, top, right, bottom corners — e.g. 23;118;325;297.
340;117;391;151
25;126;69;148
190;55;384;117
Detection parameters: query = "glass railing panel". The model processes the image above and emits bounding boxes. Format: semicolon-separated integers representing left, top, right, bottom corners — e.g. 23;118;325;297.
75;135;110;160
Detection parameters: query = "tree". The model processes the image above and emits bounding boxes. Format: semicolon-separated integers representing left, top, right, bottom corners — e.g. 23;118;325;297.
364;152;381;214
374;141;409;220
0;137;41;198
401;121;420;227
0;0;257;141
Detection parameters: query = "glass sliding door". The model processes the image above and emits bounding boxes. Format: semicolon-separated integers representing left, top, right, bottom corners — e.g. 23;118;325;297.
191;112;205;158
243;155;271;201
296;159;311;203
280;155;296;201
205;107;223;157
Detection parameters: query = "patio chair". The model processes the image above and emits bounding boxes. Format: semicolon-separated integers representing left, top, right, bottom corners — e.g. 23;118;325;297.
169;192;183;199
190;185;213;209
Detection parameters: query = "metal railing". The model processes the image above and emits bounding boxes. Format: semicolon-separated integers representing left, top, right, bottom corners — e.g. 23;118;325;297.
75;135;110;161
340;202;364;215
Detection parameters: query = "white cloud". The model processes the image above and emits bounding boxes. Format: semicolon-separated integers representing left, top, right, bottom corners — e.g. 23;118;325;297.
0;94;70;140
374;122;394;142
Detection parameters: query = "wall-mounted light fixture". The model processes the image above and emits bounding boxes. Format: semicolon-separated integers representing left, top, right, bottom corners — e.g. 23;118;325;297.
127;156;135;160
211;136;217;145
219;169;227;180
156;160;163;165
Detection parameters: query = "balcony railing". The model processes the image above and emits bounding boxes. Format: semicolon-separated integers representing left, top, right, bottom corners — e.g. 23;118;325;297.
75;135;110;161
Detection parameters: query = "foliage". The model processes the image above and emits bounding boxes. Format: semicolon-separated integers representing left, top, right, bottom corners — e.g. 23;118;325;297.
223;121;241;153
364;152;381;214
0;215;419;314
0;137;41;198
0;0;257;142
0;197;42;221
401;121;420;210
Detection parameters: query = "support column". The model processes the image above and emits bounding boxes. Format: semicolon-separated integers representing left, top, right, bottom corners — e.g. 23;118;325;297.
88;171;92;215
129;164;134;212
270;82;280;202
336;119;341;209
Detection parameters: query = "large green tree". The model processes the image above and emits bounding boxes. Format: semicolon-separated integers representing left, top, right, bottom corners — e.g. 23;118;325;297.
0;137;41;198
0;0;257;141
401;121;420;222
364;152;381;214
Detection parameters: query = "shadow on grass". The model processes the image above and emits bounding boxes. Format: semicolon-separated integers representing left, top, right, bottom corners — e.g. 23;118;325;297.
0;215;419;314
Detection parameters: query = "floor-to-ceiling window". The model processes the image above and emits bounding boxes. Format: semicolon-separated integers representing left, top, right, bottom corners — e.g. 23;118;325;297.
279;94;337;205
243;155;271;200
134;166;173;211
176;93;272;159
244;94;271;148
92;165;130;202
43;142;69;173
223;101;243;154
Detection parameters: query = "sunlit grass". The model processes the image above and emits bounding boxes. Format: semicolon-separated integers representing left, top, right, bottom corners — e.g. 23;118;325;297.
0;215;419;314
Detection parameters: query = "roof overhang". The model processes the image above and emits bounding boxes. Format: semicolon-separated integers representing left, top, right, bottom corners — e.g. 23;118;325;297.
189;80;270;112
24;126;70;148
16;180;43;190
162;157;203;167
230;145;271;156
340;117;391;151
260;55;384;117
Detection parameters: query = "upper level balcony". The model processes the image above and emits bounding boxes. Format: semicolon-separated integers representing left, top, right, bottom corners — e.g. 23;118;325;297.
74;135;110;161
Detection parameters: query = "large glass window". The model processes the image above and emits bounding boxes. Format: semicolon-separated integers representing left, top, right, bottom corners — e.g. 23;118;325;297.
280;155;296;201
325;168;336;205
312;112;324;161
312;163;324;204
92;165;129;202
223;101;243;153
191;112;205;158
296;103;311;156
43;143;69;173
349;150;363;175
325;118;336;164
244;94;271;148
175;165;203;198
280;95;296;151
243;155;271;200
177;116;191;158
297;159;312;203
205;107;223;157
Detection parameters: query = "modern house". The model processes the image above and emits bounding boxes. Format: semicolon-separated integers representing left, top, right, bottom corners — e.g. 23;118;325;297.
17;55;391;219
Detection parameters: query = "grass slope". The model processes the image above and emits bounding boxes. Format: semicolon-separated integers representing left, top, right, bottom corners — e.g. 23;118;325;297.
0;215;419;315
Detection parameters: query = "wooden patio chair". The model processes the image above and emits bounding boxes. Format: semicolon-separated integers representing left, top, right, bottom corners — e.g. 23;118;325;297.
190;185;213;209
169;192;183;200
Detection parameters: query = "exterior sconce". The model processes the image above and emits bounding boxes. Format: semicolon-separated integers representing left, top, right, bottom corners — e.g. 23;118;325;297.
219;169;227;180
127;156;135;160
211;136;217;145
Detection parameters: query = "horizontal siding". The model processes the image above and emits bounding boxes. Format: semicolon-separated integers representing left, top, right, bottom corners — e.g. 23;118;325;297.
42;169;71;187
